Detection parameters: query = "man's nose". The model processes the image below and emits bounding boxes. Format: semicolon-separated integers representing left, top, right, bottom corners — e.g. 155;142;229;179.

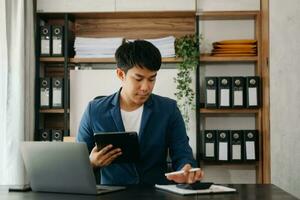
140;80;151;91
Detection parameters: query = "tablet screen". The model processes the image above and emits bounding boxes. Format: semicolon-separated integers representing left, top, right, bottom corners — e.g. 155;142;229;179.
94;132;140;163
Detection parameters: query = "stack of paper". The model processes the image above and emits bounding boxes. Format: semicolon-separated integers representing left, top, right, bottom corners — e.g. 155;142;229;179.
211;39;257;57
74;37;123;58
129;36;176;58
145;36;176;58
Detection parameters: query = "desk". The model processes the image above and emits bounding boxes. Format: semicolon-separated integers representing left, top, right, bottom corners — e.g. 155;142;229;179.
0;184;298;200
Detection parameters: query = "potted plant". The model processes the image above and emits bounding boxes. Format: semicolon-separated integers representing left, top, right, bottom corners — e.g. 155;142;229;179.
174;34;200;128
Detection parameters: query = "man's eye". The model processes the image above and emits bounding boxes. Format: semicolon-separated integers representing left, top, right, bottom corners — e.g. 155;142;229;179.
135;78;142;82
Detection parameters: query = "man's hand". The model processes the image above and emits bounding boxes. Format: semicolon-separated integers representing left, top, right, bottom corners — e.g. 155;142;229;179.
166;164;204;184
89;144;122;168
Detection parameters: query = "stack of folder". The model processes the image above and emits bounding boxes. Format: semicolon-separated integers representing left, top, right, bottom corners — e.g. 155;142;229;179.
74;37;124;58
211;39;257;57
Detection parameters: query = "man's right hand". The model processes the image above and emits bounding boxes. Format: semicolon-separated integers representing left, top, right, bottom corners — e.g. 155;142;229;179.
89;144;122;168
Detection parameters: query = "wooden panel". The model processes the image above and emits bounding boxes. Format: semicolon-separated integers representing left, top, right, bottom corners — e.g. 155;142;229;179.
44;65;74;77
200;53;258;62
40;57;65;62
70;57;183;63
196;11;259;20
75;16;195;39
261;0;271;184
44;114;67;129
200;108;259;114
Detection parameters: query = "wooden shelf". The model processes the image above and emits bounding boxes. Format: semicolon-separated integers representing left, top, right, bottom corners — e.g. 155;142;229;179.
70;57;183;64
40;109;69;114
40;57;65;62
200;161;258;166
200;108;259;114
196;11;259;20
200;53;258;62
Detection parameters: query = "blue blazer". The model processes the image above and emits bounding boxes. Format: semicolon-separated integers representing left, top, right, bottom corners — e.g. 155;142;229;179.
77;90;197;185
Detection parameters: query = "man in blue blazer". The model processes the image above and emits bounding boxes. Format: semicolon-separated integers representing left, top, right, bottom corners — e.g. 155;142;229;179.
77;40;204;185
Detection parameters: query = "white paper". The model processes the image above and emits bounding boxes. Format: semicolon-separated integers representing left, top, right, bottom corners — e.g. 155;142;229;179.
52;39;62;55
248;88;258;106
205;143;214;157
52;88;62;107
233;91;243;106
155;184;236;195
40;89;49;106
206;89;216;104
232;144;241;160
220;89;230;106
41;39;50;54
246;141;255;160
218;142;228;161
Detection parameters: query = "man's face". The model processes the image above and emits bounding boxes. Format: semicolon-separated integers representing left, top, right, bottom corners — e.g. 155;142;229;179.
117;66;157;106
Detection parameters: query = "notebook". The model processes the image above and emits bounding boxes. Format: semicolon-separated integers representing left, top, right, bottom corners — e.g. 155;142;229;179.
155;184;236;195
21;142;125;195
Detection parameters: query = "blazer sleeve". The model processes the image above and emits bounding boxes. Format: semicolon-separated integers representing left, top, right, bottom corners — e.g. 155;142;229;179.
168;103;197;170
76;102;95;153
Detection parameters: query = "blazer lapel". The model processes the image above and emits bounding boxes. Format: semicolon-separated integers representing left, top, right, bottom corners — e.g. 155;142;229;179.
110;91;125;132
138;95;153;141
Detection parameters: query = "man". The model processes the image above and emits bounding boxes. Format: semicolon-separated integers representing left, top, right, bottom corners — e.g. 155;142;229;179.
77;40;204;185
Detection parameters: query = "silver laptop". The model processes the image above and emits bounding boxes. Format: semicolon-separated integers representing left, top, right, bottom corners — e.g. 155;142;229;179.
21;142;125;195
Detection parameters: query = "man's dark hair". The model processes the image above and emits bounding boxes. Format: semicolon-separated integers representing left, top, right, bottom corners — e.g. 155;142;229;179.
115;40;161;73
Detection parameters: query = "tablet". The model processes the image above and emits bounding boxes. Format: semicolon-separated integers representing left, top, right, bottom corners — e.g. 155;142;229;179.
94;132;140;163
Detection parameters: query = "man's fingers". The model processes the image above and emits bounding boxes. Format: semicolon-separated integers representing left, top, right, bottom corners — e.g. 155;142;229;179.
99;144;113;155
100;148;121;161
195;170;204;180
187;171;194;183
100;151;122;166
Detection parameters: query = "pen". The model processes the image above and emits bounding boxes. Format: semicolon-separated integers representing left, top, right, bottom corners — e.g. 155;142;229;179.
164;168;201;176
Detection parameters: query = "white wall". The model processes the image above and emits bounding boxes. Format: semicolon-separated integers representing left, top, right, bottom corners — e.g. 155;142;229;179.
37;0;195;13
270;0;300;198
196;0;260;11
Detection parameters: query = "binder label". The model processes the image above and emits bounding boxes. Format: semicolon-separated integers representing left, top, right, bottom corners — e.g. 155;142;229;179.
232;144;241;160
205;143;214;157
40;88;49;106
246;141;255;160
41;40;50;55
234;91;243;106
248;88;258;106
53;39;62;55
52;88;62;107
207;89;216;104
220;89;230;106
218;142;228;161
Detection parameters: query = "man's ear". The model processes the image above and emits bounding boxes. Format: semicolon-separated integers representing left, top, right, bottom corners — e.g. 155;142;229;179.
116;68;126;81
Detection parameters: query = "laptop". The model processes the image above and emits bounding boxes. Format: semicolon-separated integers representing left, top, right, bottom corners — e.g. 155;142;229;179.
20;142;126;195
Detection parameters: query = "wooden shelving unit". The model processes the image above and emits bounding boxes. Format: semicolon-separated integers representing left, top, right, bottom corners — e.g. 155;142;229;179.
197;10;270;184
35;8;269;184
